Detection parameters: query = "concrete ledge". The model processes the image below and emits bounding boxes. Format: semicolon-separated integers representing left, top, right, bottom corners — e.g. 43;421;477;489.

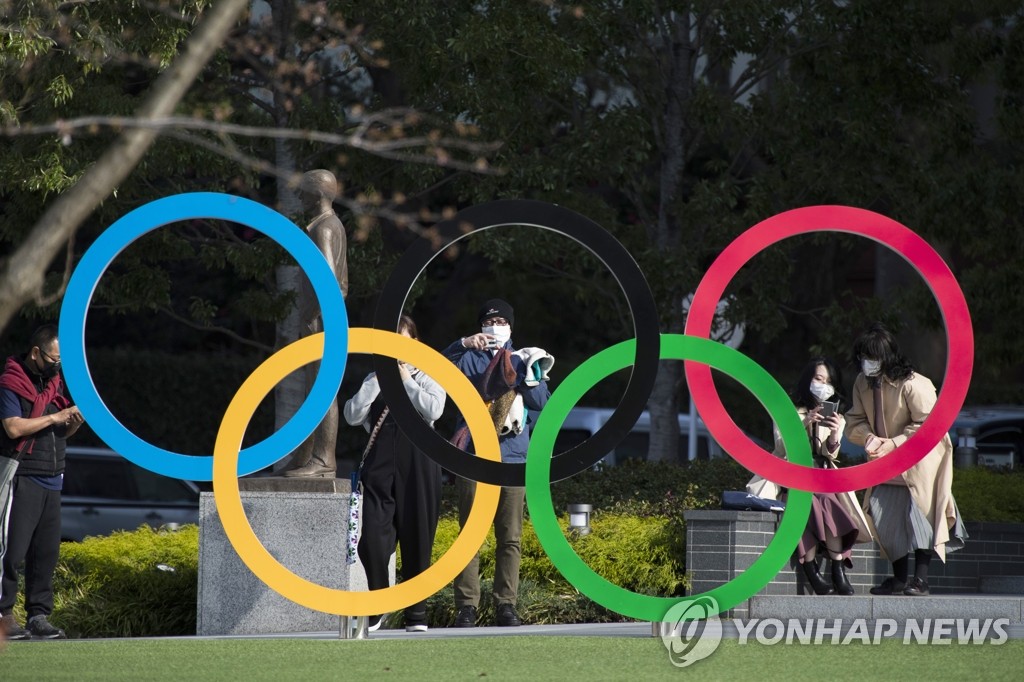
197;485;381;636
750;595;874;620
748;595;1024;622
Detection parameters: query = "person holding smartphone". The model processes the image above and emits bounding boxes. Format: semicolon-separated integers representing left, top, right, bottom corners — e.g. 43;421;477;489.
844;323;968;597
755;356;867;595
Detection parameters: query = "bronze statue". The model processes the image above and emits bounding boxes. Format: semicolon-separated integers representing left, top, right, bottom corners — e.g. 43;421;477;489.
282;169;348;478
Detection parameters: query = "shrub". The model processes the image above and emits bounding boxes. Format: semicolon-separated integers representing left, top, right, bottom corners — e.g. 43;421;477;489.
391;512;687;627
14;525;200;638
951;467;1024;522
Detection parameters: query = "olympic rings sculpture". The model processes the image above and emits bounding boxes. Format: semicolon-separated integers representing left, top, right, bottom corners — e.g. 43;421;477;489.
58;193;973;621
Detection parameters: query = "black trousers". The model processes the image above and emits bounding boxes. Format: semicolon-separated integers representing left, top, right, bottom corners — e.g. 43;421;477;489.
356;422;441;622
0;477;62;618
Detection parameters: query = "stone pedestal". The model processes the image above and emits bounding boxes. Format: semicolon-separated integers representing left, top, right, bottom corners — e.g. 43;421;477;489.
197;477;390;636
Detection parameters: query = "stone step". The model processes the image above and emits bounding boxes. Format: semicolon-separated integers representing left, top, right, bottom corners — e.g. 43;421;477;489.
748;595;1024;622
980;576;1024;595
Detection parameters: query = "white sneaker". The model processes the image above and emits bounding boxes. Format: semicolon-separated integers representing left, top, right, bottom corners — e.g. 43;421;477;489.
405;623;428;633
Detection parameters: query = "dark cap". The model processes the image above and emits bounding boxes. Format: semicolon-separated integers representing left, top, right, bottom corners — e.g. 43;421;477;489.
478;298;514;328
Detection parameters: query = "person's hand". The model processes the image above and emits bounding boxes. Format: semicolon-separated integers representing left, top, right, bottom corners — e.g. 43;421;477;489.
865;435;895;459
461;333;495;350
398;362;412;381
54;406;83;427
823;413;845;438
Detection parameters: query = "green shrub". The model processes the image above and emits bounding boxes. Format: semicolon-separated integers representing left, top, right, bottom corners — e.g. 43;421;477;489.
14;525;200;638
391;511;686;627
951;467;1024;522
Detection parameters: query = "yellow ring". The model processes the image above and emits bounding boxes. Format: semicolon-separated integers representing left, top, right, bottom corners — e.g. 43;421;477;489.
212;328;501;615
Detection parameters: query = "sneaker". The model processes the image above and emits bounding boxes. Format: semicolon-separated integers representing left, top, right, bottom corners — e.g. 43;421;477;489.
405;623;429;633
1;614;30;641
27;615;66;639
869;578;907;596
495;603;521;627
454;605;478;628
367;615;383;632
904;577;930;597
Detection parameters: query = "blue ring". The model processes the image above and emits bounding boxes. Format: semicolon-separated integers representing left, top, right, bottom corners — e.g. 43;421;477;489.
59;193;348;480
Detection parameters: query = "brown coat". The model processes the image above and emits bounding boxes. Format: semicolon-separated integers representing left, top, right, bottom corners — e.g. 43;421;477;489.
844;372;958;561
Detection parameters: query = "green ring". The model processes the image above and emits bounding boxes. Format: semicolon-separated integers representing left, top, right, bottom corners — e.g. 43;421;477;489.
525;334;812;621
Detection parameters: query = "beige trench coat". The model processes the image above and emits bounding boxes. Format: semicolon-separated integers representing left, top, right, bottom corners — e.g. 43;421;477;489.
844;372;958;561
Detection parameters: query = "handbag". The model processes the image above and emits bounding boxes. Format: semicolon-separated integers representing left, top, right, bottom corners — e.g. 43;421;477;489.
745;473;782;502
722;490;785;512
823;459;874;544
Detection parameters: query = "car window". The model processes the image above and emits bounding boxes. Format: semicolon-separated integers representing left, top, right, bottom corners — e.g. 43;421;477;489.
552;428;592;456
132;465;199;502
976;425;1022;468
64;457;137;500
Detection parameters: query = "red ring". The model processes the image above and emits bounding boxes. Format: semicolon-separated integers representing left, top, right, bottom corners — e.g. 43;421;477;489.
684;205;973;493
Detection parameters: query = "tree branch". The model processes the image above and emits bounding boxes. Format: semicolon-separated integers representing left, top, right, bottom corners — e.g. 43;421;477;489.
0;0;252;335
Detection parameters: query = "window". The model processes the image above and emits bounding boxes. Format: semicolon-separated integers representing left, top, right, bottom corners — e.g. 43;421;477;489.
63;457;137;500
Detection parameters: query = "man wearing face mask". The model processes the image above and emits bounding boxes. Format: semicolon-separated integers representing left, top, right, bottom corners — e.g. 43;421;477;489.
844;322;967;597
443;298;552;628
0;324;83;640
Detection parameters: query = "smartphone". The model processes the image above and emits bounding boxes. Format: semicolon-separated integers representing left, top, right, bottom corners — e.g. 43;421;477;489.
485;338;499;349
819;400;838;418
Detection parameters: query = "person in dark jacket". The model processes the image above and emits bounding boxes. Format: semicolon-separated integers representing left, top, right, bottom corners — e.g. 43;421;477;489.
443;299;552;628
0;324;83;640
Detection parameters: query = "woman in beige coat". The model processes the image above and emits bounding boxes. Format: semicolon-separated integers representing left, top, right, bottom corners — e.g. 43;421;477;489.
844;323;967;597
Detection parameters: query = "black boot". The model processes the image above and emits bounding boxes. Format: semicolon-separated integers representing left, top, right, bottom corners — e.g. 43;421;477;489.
831;560;854;595
802;560;835;595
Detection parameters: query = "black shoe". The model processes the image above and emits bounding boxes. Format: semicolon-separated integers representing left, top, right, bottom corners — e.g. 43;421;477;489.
904;577;930;597
869;577;907;596
367;615;383;632
27;615;66;639
495;603;521;627
830;560;855;596
801;561;835;595
1;614;30;640
454;605;478;628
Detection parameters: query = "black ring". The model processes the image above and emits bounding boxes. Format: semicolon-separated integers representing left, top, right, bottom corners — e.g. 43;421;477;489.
373;199;659;486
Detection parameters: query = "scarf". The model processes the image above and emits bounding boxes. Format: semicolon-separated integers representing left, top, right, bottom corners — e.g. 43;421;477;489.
451;349;518;452
0;356;70;457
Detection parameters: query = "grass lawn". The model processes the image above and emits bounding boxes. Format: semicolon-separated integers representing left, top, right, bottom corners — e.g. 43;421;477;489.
1;636;1022;681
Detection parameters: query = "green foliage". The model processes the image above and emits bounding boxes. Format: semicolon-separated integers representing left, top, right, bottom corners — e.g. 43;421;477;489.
951;466;1024;522
73;348;275;454
11;526;199;638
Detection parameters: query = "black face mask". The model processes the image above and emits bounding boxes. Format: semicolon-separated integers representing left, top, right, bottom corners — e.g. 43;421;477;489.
40;361;60;379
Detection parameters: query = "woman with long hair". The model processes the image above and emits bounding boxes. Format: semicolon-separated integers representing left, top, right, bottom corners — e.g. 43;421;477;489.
767;357;867;595
844;322;968;596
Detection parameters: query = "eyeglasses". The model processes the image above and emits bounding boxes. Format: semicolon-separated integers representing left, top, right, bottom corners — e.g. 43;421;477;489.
38;348;61;365
482;317;509;326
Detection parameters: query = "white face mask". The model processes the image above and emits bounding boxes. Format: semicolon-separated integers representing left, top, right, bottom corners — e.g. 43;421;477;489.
809;380;834;403
862;359;882;377
482;324;511;347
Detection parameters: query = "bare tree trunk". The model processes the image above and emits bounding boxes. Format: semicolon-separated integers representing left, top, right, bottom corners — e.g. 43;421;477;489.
647;13;693;463
265;0;306;469
0;0;250;336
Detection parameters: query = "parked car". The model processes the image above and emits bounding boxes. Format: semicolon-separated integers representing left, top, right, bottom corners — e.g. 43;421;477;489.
60;446;200;541
551;406;767;465
950;405;1024;469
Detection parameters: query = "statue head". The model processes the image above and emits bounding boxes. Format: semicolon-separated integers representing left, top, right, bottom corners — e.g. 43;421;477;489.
298;169;339;215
